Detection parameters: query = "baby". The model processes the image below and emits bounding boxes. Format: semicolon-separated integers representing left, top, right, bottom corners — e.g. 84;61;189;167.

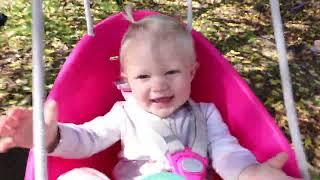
0;8;300;180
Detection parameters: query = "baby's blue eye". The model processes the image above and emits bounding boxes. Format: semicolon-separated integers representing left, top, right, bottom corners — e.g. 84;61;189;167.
165;70;180;75
136;74;150;79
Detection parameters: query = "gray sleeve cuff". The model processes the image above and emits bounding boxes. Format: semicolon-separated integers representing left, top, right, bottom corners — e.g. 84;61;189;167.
48;123;83;158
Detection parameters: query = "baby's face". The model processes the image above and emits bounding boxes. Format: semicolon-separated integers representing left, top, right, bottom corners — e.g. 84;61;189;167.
123;41;197;118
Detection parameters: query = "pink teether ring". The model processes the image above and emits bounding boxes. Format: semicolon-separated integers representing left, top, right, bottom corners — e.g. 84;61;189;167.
167;147;208;180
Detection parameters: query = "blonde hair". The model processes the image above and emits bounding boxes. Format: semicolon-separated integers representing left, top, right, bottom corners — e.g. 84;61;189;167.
120;6;196;71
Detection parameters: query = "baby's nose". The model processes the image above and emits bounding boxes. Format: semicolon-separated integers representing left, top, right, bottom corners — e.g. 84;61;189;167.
151;78;169;92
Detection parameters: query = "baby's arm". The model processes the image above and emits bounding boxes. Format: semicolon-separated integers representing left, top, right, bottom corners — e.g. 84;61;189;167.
203;103;258;180
48;102;124;158
0;101;58;152
0;100;123;160
203;103;301;180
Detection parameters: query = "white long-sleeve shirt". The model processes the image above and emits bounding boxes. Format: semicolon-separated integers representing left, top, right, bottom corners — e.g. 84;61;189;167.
50;97;257;180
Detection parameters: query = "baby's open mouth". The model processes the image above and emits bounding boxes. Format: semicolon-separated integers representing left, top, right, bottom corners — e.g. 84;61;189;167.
151;96;174;103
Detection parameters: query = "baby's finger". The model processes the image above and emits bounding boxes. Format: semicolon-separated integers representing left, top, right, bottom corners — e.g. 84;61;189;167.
0;115;18;136
0;123;16;137
0;116;13;135
6;107;18;117
6;108;30;128
7;108;25;120
0;115;6;121
2;114;19;129
7;108;32;123
5;116;19;129
0;115;7;129
0;137;16;153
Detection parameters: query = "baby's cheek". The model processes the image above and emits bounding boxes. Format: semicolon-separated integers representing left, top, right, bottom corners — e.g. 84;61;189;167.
176;81;191;93
135;93;149;106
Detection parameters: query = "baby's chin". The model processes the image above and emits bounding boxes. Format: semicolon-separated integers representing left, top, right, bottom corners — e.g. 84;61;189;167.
148;107;176;118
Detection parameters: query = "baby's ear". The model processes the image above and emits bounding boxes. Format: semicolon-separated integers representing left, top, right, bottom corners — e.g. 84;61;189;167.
190;62;199;79
120;72;128;81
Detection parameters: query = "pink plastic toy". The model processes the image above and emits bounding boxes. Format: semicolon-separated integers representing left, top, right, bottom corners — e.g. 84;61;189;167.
24;10;301;180
167;147;208;180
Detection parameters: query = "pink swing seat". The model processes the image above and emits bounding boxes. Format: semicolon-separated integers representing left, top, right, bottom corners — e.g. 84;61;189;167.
25;10;300;180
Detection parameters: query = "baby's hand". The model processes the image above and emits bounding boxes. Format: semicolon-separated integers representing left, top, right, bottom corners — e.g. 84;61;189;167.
239;152;302;180
0;107;33;152
0;101;58;152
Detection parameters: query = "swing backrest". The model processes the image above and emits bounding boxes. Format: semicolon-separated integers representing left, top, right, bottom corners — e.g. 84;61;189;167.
25;10;300;180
